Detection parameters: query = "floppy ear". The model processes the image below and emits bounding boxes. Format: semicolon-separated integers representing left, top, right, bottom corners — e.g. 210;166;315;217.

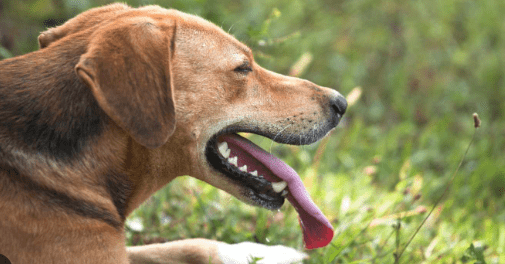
76;17;176;149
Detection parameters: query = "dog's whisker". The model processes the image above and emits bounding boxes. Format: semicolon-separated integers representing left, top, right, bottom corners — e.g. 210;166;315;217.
312;124;316;143
286;133;294;145
270;124;292;153
228;24;235;34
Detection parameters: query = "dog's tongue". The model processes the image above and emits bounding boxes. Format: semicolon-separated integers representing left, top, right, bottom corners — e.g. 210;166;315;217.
222;134;334;249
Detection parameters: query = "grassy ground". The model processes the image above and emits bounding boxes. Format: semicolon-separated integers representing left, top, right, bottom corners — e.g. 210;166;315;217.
2;0;504;263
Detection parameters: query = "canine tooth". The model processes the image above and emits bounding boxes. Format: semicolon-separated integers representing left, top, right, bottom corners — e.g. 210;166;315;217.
250;170;258;176
281;190;289;196
271;181;287;193
239;165;247;172
218;142;228;157
223;148;231;159
228;156;238;166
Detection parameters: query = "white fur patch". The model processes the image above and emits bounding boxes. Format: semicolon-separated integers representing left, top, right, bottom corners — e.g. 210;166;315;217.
216;241;308;264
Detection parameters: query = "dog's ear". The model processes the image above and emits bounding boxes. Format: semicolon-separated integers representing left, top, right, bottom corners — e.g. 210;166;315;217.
76;17;176;149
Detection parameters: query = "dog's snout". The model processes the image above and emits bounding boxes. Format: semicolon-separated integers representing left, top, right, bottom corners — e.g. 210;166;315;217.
330;92;347;117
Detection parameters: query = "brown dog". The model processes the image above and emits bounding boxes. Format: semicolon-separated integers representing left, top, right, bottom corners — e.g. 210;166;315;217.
0;3;347;264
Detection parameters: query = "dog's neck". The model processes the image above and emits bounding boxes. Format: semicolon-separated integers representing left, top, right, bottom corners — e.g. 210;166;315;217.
0;44;104;161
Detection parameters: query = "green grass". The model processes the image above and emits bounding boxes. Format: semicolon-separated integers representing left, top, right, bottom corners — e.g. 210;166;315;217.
3;0;505;263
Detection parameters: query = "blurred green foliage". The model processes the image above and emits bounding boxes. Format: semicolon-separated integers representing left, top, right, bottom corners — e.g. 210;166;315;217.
2;0;504;263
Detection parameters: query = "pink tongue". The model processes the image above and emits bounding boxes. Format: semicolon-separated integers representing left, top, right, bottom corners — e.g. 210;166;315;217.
222;134;334;249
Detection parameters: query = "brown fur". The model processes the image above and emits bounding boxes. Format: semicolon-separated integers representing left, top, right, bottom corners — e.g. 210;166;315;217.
0;3;345;263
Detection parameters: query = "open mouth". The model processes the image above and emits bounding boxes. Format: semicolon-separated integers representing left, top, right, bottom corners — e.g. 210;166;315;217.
205;127;337;249
206;133;288;210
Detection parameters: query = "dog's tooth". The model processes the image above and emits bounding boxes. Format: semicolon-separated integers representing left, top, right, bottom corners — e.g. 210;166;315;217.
271;181;287;193
218;141;228;157
239;165;247;172
223;148;231;159
281;189;289;197
250;170;258;176
228;156;238;166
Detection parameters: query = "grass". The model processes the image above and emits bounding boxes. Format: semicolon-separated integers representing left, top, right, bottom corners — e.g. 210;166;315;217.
3;0;505;263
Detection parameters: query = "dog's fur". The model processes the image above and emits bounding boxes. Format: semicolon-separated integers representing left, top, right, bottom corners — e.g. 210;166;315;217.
0;3;346;263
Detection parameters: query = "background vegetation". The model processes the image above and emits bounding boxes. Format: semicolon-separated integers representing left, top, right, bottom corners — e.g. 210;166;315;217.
2;0;504;263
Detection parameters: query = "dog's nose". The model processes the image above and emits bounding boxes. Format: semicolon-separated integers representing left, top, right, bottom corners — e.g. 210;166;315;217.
329;91;347;117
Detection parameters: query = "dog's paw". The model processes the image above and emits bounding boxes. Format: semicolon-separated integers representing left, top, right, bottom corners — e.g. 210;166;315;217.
216;241;308;264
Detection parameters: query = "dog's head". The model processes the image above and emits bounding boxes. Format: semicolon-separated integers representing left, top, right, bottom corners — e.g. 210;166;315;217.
40;3;347;249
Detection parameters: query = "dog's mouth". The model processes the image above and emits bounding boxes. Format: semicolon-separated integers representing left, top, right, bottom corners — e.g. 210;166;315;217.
205;128;335;249
206;133;288;209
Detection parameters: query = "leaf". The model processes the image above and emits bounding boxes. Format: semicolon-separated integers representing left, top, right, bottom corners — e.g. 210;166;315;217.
461;243;487;264
0;45;12;59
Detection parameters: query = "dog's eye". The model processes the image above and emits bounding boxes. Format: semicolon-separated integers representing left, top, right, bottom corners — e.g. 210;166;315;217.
234;63;252;73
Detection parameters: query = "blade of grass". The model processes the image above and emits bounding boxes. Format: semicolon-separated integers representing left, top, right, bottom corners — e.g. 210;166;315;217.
394;113;481;263
327;218;373;263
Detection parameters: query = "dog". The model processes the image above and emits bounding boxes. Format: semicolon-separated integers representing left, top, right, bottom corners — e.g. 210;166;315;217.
0;3;347;263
